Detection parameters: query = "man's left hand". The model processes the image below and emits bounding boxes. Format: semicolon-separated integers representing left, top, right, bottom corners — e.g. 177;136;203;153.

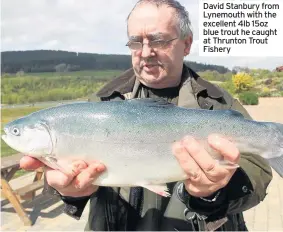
172;134;240;198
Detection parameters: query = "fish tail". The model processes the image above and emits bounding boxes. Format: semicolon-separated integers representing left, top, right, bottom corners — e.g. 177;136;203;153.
266;122;283;177
277;122;283;134
267;156;283;178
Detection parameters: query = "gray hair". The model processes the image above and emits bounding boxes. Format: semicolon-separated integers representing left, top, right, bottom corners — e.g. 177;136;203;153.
127;0;193;40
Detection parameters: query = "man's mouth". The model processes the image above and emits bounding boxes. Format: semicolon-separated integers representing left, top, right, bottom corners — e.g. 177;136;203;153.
142;64;159;69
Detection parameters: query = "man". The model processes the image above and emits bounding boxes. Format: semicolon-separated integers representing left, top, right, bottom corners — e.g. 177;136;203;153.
21;0;272;231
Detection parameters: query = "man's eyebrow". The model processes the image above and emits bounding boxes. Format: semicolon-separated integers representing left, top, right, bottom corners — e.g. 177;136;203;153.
128;33;167;42
147;33;166;40
128;35;142;42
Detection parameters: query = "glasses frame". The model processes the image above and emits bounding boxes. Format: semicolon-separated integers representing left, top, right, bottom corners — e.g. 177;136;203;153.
125;37;178;51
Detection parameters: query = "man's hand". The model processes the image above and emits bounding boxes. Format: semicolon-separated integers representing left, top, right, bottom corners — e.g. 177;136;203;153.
20;156;105;197
172;134;240;198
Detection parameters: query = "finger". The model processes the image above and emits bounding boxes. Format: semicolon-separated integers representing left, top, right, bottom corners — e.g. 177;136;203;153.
182;136;227;182
58;160;88;176
182;136;218;173
208;134;240;164
172;141;203;179
45;166;76;189
20;156;44;170
72;162;106;189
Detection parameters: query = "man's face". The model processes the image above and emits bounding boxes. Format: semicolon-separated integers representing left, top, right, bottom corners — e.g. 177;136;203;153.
127;4;192;89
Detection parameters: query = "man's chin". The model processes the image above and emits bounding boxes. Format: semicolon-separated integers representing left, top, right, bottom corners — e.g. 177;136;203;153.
141;72;160;82
140;75;167;89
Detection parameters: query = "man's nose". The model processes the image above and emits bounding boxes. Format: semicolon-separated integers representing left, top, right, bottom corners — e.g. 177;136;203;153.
141;43;154;58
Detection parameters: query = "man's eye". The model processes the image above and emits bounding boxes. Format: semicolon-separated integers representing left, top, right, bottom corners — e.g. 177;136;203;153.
151;40;165;47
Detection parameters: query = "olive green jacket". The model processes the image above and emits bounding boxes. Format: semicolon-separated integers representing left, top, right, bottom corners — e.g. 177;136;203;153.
55;64;272;231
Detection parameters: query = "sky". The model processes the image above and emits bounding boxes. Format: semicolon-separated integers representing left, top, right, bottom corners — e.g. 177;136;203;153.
1;0;283;70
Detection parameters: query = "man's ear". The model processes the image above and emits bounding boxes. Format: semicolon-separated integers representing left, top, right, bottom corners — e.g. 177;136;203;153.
184;35;193;56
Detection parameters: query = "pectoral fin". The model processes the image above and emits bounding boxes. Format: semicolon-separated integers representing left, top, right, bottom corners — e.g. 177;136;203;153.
141;184;171;197
39;156;74;176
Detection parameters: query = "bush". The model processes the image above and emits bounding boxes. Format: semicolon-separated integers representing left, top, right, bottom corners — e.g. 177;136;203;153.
270;91;283;97
239;91;259;105
259;87;272;97
219;81;236;95
232;72;254;93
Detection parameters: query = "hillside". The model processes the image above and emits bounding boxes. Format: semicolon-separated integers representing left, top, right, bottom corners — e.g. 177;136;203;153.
1;50;230;74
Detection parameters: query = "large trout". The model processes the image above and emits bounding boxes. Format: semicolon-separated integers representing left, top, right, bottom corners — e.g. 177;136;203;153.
2;98;283;196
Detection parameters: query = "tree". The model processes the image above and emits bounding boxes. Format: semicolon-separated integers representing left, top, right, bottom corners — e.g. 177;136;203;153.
232;72;254;93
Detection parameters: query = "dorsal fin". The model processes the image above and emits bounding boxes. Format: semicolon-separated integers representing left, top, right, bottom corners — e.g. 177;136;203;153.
223;109;245;118
127;98;175;108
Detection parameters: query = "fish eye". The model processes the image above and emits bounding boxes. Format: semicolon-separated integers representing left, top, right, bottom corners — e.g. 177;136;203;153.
11;127;20;136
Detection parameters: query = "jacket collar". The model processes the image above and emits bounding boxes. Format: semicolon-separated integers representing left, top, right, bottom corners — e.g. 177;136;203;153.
96;63;224;99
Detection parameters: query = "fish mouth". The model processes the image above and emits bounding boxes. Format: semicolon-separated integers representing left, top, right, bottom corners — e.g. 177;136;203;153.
1;128;8;141
1;133;11;149
1;134;7;142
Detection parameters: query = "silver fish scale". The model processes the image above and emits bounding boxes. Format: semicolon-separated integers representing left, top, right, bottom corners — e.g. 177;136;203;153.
27;100;276;153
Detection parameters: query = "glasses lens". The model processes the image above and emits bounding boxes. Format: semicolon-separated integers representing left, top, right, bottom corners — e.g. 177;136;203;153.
151;40;166;49
129;42;142;50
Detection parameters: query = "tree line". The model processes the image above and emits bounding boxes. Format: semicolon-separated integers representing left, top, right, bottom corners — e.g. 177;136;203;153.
1;50;230;74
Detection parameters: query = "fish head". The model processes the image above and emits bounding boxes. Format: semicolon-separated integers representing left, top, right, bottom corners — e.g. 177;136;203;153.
1;116;53;157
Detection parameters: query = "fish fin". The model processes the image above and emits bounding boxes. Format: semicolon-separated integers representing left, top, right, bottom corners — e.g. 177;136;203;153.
206;217;228;231
39;156;74;176
223;109;245;118
217;159;240;170
267;156;283;177
141;184;171;197
128;98;174;108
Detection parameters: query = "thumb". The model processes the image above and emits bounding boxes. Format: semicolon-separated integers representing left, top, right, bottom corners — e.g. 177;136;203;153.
20;155;44;170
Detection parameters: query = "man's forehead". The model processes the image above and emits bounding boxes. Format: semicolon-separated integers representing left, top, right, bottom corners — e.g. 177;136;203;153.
127;4;179;38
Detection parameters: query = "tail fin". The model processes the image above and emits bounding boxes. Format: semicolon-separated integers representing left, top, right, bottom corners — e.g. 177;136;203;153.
275;122;283;134
267;156;283;177
267;122;283;177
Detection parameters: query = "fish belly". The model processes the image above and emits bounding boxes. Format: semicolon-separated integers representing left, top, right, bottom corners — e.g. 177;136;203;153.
54;137;187;186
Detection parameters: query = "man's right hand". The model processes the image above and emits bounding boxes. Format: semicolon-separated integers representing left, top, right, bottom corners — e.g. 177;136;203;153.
20;156;106;197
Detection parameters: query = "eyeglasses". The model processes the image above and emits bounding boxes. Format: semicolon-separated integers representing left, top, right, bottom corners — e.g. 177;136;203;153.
126;37;178;50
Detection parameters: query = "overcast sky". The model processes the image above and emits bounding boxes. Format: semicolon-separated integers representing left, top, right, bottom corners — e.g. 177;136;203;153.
1;0;282;70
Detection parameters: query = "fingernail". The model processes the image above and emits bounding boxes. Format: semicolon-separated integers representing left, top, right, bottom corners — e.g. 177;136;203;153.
77;163;86;170
95;164;104;172
172;142;183;154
